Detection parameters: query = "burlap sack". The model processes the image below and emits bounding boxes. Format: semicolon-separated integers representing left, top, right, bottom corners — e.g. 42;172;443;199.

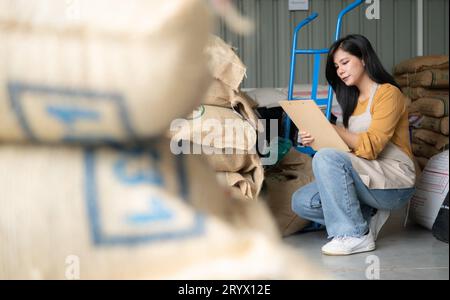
412;142;441;159
395;69;449;88
394;55;449;75
415;156;430;171
441;117;449;136
0;139;329;280
205;35;246;91
171;105;257;152
410;114;449;135
412;129;449;150
203;85;260;130
203;80;234;108
216;154;265;202
264;150;314;237
200;147;253;173
231;91;260;130
169;105;262;200
402;87;448;100
418;115;441;134
408;96;449;118
405;96;412;107
202;35;258;127
0;0;211;143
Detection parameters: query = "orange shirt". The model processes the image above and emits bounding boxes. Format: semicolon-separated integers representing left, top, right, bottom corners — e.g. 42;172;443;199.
353;83;413;160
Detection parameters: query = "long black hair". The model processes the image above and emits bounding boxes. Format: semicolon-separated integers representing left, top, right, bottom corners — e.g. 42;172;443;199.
326;34;400;128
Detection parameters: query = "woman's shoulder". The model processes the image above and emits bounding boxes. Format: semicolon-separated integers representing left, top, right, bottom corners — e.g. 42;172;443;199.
378;83;402;95
372;83;407;112
376;83;406;103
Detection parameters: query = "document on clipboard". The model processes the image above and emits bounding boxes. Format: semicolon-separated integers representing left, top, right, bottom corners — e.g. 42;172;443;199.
279;100;351;152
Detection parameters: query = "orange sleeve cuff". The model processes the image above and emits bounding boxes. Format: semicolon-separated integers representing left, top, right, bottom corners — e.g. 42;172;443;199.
354;132;377;160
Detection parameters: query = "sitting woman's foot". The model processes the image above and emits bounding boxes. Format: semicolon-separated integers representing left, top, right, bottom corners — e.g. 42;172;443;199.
321;230;376;256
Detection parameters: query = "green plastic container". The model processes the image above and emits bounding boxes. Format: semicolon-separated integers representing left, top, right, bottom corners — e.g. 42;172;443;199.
267;137;293;164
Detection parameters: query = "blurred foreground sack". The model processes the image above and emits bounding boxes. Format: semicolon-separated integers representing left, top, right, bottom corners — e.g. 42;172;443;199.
0;0;211;143
0;139;327;279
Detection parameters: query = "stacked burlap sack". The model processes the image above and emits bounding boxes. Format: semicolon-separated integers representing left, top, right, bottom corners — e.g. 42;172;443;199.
394;55;449;170
170;35;264;201
0;0;327;280
263;149;315;237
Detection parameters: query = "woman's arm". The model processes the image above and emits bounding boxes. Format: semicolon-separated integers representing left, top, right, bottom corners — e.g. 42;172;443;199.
355;86;407;160
299;85;406;157
332;125;359;150
298;126;359;149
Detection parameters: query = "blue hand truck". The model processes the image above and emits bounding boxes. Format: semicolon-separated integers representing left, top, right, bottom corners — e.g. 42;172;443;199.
283;0;364;156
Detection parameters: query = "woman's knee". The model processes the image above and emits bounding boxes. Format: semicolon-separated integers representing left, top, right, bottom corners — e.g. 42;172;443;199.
291;183;320;217
312;148;351;172
291;189;305;216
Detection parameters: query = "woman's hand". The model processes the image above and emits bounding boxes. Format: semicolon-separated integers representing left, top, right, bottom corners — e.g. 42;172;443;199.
298;131;315;147
332;125;359;150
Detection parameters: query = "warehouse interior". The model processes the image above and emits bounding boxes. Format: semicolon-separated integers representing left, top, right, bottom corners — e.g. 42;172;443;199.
214;0;449;280
0;0;448;281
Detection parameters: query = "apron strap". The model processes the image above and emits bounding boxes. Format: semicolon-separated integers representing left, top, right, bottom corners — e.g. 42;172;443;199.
366;83;379;113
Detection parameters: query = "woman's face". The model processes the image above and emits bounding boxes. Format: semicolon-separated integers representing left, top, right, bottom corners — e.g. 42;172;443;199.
333;48;366;86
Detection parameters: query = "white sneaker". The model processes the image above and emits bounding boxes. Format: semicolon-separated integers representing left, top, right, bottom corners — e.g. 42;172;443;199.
322;230;376;256
369;210;390;241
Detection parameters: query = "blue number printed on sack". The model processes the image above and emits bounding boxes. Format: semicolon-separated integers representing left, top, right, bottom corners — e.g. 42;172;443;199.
46;105;100;127
7;81;136;143
84;146;205;246
126;198;174;225
113;147;164;186
113;147;171;224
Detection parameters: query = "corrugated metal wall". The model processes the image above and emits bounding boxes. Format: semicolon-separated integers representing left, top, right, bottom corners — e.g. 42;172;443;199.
216;0;449;88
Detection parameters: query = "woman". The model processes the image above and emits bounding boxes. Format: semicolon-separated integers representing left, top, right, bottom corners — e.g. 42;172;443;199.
292;34;417;256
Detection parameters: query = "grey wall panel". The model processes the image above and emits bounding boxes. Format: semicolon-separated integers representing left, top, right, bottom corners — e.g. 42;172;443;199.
393;0;417;66
446;0;449;55
424;0;449;55
241;0;258;88
216;0;449;88
379;0;395;72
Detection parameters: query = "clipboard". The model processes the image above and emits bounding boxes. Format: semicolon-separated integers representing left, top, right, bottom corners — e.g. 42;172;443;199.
279;100;350;152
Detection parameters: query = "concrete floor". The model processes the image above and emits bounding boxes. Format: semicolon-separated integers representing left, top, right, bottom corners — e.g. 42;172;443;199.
284;209;449;280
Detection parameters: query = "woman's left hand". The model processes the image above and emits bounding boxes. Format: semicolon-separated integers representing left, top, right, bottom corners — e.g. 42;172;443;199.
298;131;315;147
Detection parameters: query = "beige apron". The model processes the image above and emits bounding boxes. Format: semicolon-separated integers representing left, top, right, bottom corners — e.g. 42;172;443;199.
342;83;416;190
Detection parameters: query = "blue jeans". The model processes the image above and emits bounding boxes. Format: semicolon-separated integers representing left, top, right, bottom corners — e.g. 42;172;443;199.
291;148;416;238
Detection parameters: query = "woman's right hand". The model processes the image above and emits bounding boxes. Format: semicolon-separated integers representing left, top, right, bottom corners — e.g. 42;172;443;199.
298;131;315;147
